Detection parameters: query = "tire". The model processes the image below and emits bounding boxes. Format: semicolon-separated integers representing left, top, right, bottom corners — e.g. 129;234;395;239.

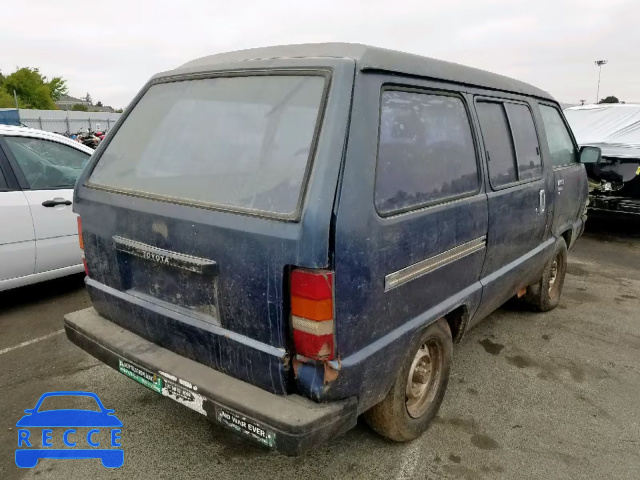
520;238;568;312
364;318;452;442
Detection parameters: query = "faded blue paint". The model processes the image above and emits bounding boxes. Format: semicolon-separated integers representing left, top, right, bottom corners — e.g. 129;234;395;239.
73;54;587;414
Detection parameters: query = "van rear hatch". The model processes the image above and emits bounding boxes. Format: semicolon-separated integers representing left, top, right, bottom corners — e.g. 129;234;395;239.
74;62;354;394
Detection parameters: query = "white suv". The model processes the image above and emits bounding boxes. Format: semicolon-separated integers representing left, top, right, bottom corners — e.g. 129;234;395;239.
0;125;94;291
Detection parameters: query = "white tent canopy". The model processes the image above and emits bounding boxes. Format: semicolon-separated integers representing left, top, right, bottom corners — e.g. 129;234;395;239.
564;104;640;159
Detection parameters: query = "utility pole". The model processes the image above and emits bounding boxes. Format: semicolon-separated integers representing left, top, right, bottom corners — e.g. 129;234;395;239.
594;60;607;103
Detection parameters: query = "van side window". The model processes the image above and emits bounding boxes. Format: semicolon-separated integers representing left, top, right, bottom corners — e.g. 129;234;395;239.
476;102;517;187
539;105;577;167
375;91;479;215
505;103;542;181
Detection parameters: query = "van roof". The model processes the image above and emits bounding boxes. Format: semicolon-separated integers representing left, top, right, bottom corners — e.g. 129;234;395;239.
175;43;554;101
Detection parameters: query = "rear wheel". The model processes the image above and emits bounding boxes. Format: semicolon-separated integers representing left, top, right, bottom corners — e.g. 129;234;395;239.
364;318;452;442
520;238;568;312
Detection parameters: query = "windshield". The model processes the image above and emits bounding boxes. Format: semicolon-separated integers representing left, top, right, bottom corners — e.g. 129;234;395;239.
88;74;327;217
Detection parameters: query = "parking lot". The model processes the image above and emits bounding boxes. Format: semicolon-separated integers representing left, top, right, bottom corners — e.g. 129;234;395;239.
1;224;639;480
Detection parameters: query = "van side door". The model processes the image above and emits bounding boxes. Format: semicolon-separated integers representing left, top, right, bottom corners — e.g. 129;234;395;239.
471;96;552;322
333;75;488;385
538;104;588;248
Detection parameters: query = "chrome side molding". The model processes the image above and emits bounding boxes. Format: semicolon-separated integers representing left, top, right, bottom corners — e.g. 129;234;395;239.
385;236;487;291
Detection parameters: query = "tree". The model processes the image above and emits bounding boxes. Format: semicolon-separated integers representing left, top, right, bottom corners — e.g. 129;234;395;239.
72;103;89;112
0;89;21;108
114;108;124;113
47;77;68;101
96;101;103;107
599;95;620;104
85;92;93;105
2;67;57;109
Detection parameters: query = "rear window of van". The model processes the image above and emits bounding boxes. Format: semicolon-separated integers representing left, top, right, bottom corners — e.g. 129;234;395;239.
88;75;327;218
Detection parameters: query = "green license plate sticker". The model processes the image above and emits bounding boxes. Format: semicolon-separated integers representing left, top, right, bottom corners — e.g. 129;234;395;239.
216;407;276;447
118;359;163;393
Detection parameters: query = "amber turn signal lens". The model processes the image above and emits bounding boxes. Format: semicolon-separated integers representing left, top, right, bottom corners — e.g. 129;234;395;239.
291;296;333;321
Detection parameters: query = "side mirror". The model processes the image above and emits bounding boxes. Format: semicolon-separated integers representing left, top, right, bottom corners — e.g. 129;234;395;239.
579;146;601;164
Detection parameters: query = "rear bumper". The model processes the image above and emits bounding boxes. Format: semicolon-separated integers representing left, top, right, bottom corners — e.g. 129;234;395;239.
64;308;358;455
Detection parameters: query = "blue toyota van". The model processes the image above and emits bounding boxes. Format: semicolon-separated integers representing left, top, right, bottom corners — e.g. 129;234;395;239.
64;43;596;454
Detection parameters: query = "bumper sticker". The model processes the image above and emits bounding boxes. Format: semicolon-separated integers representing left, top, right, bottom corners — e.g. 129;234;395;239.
162;380;206;415
118;360;163;393
216;407;276;447
118;359;273;447
119;360;205;415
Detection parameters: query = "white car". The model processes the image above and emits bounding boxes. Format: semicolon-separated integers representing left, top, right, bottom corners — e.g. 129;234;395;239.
0;125;94;291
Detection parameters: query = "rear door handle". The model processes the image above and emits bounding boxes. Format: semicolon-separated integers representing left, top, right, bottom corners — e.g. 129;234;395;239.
539;189;546;214
42;198;72;207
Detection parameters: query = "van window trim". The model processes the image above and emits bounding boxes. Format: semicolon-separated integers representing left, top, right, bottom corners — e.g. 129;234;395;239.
374;85;483;218
474;96;544;191
538;102;580;169
83;68;333;222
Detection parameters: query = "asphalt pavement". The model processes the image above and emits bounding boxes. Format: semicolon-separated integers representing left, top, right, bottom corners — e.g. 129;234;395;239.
1;223;639;480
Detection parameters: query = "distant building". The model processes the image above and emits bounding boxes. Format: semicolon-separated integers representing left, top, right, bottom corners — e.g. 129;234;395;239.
56;95;115;113
56;95;90;110
87;105;116;113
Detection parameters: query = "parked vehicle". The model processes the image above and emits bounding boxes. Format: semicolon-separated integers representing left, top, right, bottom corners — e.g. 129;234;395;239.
0;125;93;291
64;43;594;454
564;104;640;218
75;130;101;149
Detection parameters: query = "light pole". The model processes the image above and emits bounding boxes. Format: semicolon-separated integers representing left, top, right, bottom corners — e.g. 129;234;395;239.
595;60;607;103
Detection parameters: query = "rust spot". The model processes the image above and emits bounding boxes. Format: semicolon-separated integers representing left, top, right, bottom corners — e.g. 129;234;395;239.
323;359;340;384
517;287;527;298
317;343;332;358
292;359;302;378
281;353;290;366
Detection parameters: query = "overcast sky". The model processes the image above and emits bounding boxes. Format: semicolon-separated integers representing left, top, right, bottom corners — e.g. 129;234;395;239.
3;0;638;108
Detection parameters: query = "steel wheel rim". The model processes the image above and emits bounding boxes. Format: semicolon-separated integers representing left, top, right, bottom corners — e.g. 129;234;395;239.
406;339;441;418
548;257;559;297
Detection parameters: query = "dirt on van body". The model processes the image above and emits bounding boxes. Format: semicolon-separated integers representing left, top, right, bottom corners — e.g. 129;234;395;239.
1;222;639;479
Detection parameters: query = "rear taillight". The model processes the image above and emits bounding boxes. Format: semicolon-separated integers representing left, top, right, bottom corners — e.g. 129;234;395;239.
290;269;335;360
77;216;88;276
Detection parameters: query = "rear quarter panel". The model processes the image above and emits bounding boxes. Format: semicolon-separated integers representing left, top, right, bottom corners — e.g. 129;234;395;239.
323;73;489;411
